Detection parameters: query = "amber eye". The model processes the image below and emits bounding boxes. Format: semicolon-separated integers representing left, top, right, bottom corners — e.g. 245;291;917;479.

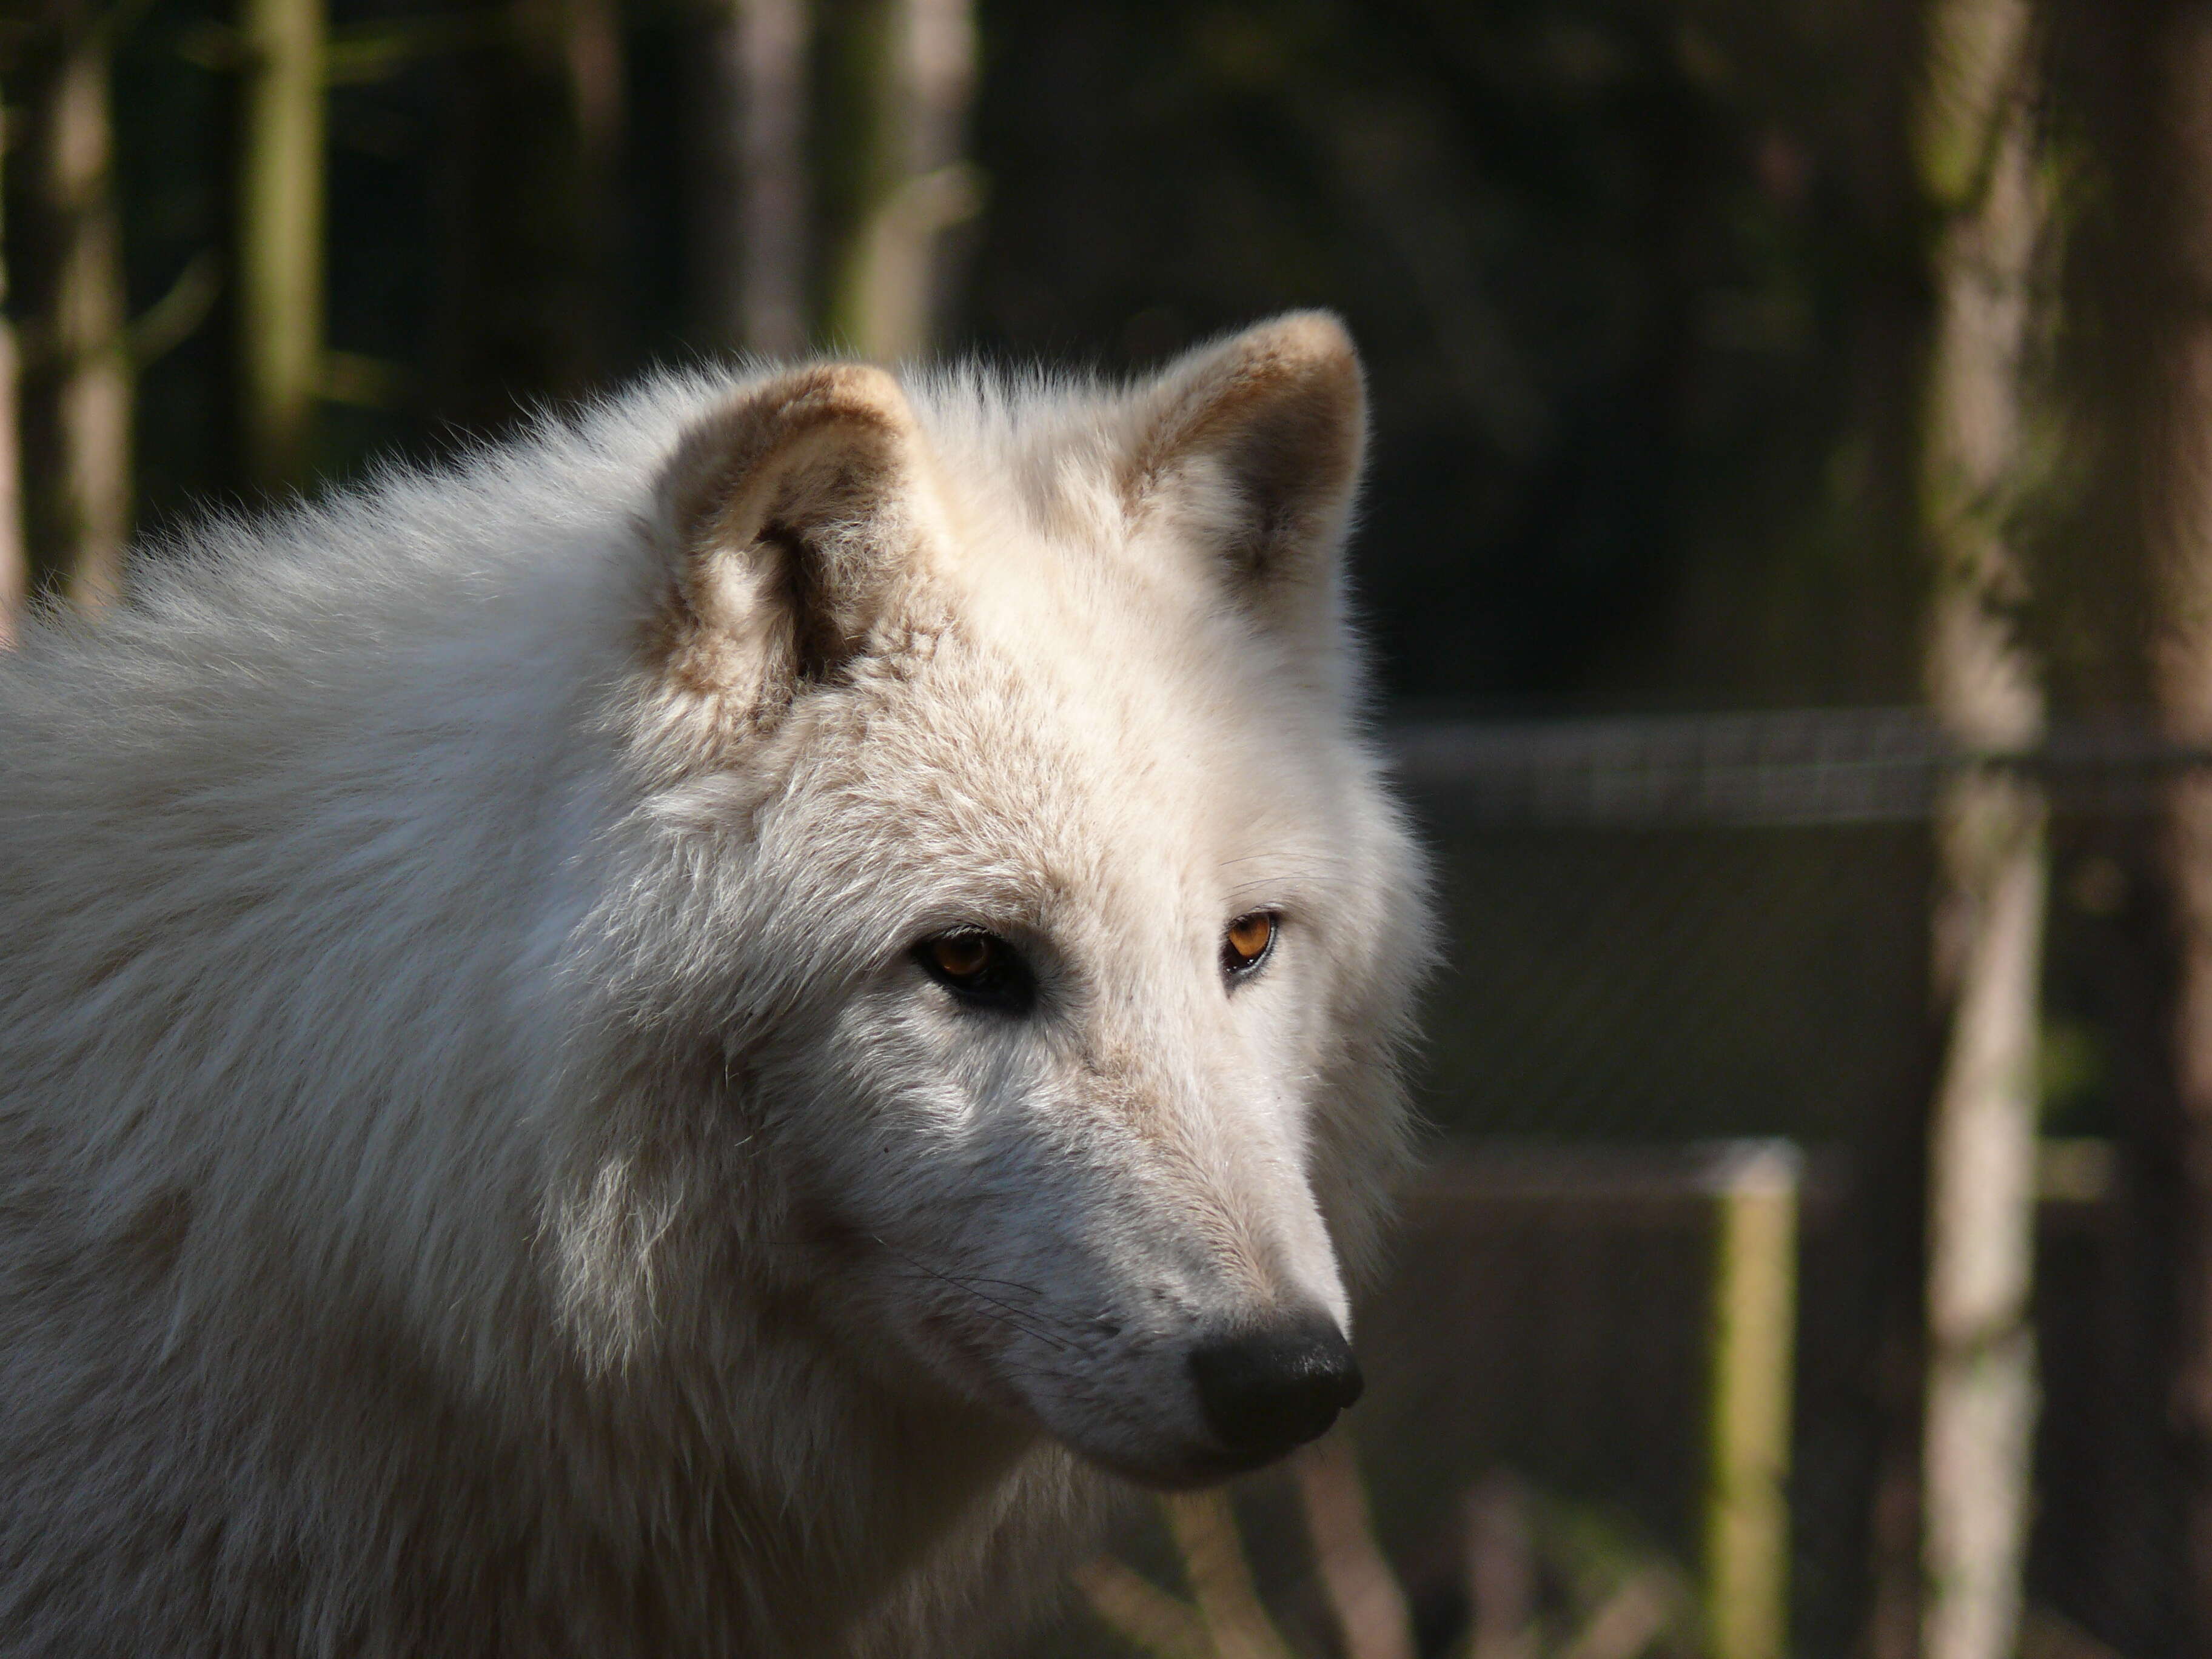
929;933;994;980
914;930;1036;1013
1221;911;1278;977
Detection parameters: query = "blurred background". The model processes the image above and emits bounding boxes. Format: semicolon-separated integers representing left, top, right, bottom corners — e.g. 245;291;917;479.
7;1;2212;1656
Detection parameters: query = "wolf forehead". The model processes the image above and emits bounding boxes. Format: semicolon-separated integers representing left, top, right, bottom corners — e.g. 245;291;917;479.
753;660;1351;943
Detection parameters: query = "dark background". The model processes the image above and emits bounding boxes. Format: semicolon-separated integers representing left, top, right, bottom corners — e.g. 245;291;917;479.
92;0;1931;712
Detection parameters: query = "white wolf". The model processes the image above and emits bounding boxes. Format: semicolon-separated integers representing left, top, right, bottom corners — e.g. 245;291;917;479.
0;313;1429;1657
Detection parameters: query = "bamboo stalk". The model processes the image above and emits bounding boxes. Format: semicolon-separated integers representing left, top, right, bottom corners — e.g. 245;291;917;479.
1703;1142;1800;1659
19;0;130;606
826;0;979;360
237;0;324;488
1912;4;2051;1658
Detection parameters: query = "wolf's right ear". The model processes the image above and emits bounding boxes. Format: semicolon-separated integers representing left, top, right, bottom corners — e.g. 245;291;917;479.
1122;312;1367;668
646;364;934;708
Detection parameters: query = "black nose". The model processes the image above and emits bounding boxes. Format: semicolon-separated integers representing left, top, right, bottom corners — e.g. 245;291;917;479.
1188;1317;1364;1461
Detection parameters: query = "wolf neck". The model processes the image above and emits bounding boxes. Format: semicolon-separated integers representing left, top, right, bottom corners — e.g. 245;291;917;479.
526;1311;1051;1649
675;1300;1050;1626
188;1230;1042;1654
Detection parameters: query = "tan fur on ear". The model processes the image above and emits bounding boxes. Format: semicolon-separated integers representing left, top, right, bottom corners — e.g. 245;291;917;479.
651;364;932;703
1125;312;1367;626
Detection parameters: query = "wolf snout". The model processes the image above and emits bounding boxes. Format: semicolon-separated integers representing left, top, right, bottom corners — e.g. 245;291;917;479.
1187;1315;1363;1463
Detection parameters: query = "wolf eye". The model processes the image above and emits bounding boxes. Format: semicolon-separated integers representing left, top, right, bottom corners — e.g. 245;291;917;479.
914;930;1036;1013
1221;911;1278;979
930;933;993;979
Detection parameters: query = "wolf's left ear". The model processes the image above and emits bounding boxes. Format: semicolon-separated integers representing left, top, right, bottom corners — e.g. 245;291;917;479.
1124;312;1367;656
646;363;937;709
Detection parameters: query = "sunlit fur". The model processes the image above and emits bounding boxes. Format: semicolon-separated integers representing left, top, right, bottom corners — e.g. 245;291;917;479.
0;314;1431;1657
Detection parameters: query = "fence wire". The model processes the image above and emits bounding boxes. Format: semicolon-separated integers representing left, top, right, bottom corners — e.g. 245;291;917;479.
1392;709;2212;826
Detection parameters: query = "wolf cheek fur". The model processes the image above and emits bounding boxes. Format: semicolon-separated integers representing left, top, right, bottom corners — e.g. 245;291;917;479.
0;313;1433;1657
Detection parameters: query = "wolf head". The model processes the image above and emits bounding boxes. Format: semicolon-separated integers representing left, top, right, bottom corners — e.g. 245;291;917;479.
557;315;1430;1490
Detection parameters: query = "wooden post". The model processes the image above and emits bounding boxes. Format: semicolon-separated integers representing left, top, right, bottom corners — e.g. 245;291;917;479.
1913;4;2051;1658
238;0;324;489
1703;1141;1800;1659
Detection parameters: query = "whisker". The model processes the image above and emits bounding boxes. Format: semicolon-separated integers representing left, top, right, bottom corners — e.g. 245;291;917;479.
944;1275;1052;1300
870;1236;1078;1353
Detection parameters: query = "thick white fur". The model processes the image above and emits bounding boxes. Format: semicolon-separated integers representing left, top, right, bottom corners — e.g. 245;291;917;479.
0;314;1430;1657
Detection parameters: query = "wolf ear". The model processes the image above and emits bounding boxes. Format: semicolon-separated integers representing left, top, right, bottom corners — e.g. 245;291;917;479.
1124;312;1367;654
648;364;933;705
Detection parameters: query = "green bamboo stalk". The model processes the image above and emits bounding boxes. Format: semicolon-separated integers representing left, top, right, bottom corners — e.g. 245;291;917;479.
1703;1142;1799;1659
238;0;324;489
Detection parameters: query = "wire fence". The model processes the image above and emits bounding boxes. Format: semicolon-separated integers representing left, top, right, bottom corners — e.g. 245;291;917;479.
1024;708;2190;1659
1393;709;2212;825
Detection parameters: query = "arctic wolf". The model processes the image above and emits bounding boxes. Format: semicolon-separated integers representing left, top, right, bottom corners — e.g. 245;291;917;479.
0;313;1429;1657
